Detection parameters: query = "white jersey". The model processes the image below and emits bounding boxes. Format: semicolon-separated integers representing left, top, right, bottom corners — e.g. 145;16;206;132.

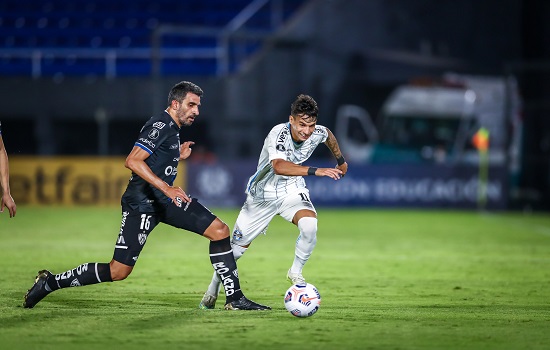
245;122;328;201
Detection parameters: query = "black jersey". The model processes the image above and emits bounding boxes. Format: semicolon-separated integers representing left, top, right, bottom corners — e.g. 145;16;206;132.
121;112;181;212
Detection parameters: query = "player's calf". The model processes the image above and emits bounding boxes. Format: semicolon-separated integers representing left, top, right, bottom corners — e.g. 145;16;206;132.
23;263;113;308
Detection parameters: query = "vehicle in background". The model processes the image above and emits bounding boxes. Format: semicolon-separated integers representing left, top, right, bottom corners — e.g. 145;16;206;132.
336;73;523;177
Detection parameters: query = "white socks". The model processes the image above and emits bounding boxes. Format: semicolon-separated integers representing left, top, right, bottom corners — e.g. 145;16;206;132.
290;217;318;274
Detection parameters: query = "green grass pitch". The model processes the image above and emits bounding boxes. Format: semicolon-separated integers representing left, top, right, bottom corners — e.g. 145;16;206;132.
1;207;549;350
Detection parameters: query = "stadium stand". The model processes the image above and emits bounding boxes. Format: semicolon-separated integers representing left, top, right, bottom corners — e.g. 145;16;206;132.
0;0;305;76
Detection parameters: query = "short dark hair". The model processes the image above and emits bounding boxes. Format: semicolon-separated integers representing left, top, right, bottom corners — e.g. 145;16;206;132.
291;94;318;121
167;81;204;106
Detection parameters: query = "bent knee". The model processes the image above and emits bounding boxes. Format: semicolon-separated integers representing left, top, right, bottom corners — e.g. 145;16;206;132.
298;217;317;242
109;261;133;281
204;219;230;241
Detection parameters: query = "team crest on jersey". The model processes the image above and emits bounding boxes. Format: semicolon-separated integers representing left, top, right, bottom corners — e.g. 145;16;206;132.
232;229;243;241
153;121;166;129
138;233;148;245
148;128;160;140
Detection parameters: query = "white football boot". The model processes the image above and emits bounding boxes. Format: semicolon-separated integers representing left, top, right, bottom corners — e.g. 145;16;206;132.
287;269;306;285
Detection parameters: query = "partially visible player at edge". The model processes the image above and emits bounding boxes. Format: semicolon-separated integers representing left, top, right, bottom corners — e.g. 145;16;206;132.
199;94;348;309
23;81;270;311
0;121;17;218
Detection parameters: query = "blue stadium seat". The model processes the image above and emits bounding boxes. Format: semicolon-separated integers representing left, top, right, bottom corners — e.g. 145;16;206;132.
0;0;305;77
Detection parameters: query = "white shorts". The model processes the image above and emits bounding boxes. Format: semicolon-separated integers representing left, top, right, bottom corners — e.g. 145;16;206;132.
231;189;316;246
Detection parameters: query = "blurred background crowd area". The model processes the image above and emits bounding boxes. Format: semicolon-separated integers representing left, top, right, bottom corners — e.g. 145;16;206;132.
0;0;549;210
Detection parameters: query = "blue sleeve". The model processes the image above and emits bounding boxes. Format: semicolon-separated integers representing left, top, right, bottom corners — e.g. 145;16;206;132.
134;119;169;154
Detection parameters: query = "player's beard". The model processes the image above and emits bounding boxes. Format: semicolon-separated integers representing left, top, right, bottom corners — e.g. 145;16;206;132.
179;113;196;127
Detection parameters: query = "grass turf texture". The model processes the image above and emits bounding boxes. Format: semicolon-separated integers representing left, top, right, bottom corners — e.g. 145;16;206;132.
1;207;549;350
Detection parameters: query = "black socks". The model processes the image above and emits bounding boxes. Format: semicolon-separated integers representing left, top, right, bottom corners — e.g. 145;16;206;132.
47;263;113;291
209;237;244;302
42;244;244;305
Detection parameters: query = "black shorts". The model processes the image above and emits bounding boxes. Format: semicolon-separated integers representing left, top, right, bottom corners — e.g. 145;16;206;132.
112;198;216;266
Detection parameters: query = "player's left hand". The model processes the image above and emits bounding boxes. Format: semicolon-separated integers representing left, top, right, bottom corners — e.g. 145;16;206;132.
179;141;195;161
336;162;348;177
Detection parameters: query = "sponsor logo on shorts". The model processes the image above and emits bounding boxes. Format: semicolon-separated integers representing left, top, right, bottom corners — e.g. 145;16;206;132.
132;256;139;261
119;211;129;235
170;143;179;149
232;229;243;241
153;121;166;129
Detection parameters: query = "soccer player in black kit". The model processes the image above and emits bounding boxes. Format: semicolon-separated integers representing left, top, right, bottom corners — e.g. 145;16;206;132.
23;81;270;311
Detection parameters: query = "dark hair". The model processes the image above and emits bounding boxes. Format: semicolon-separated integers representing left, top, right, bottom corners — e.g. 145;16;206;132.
291;94;318;121
167;81;204;106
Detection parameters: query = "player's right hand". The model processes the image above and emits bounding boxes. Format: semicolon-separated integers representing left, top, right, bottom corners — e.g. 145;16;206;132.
316;168;343;180
166;186;191;206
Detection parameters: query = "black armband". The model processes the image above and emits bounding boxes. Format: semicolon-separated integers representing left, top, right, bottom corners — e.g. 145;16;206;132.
307;167;318;176
336;155;346;166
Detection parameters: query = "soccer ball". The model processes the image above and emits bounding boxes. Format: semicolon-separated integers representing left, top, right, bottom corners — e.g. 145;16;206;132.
284;283;321;317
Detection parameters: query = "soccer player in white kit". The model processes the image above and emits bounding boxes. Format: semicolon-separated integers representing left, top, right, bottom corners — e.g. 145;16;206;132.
199;94;348;309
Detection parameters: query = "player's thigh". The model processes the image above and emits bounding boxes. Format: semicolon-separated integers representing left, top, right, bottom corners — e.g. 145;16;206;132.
112;208;160;266
232;196;277;246
161;198;216;235
279;190;317;224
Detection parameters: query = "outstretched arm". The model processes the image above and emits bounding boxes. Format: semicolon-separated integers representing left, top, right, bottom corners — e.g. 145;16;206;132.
324;128;348;176
0;135;16;217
